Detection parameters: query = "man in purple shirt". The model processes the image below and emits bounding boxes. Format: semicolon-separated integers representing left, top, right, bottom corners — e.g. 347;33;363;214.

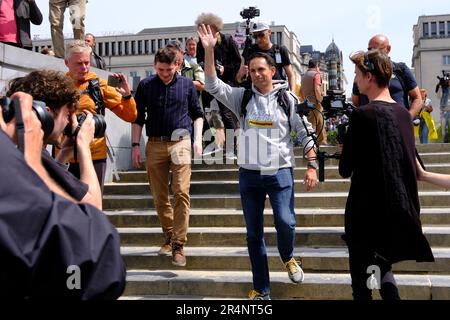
131;47;203;267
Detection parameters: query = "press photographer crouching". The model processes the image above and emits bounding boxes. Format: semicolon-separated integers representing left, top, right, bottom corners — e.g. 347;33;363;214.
5;70;103;210
0;86;125;299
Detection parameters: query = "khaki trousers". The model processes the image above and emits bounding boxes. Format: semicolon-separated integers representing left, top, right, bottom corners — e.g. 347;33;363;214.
49;0;86;57
307;103;327;145
145;139;192;244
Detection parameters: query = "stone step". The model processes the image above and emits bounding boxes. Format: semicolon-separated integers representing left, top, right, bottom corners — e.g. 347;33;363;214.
124;269;450;300
106;208;450;228
117;226;450;248
121;246;450;275
115;164;450;183
104;179;450;195
103;191;450;210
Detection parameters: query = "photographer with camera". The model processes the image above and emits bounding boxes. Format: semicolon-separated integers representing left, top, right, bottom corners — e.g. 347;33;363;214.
0;91;126;299
199;24;318;300
4;70;102;209
339;49;434;300
238;20;296;92
63;40;137;191
196;13;242;155
436;70;450;108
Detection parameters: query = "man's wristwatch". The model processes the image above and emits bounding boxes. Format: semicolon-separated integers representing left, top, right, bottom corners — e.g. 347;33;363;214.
132;142;140;147
123;94;132;100
307;161;318;170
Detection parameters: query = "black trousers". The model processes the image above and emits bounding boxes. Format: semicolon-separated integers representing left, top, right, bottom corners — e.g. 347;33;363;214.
68;159;107;193
348;244;401;300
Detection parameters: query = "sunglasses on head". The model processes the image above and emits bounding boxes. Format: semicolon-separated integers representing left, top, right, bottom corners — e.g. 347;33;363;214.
253;32;266;39
363;52;375;71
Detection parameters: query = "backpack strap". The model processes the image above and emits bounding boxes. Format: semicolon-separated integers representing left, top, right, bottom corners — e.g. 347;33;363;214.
392;62;410;109
240;89;254;118
82;78;105;115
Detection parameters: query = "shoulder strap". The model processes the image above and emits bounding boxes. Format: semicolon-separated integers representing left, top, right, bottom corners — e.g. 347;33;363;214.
82;78;104;115
277;88;292;132
392;62;410;109
240;89;254;118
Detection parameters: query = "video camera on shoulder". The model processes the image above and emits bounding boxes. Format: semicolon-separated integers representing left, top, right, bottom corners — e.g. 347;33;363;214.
64;113;107;139
437;70;450;87
321;89;355;118
1;96;54;139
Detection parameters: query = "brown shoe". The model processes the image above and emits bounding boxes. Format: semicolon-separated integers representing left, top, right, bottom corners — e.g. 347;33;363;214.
172;242;186;267
158;232;172;256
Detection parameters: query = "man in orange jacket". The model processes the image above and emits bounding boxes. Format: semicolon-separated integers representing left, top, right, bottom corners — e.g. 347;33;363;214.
64;40;137;191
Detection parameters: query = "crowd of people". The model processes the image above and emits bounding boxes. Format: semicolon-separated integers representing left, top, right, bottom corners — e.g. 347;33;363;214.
0;3;447;301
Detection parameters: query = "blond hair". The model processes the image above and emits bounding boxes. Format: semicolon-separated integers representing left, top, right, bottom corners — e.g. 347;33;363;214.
195;13;223;31
65;40;92;59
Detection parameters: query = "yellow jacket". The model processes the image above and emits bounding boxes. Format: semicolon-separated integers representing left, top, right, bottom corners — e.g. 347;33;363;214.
68;72;137;161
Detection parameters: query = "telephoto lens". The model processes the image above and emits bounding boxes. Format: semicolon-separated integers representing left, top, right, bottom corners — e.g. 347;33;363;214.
1;96;54;139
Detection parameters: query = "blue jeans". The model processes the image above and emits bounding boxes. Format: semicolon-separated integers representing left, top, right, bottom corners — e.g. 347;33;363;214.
239;167;296;295
441;109;450;143
441;87;449;107
419;118;429;144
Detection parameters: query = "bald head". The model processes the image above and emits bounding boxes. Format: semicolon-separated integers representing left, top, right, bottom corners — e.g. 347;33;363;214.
368;34;391;55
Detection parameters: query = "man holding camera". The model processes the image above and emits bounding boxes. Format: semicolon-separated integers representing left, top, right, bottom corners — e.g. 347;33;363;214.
199;24;318;300
5;70;102;209
0;89;125;299
64;40;137;191
239;22;296;92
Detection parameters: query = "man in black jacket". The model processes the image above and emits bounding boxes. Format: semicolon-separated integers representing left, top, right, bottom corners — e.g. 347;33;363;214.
85;33;106;70
0;0;42;50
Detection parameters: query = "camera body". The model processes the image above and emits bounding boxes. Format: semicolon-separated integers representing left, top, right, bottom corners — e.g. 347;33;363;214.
64;113;107;139
240;6;260;20
322;90;354;118
1;96;54;139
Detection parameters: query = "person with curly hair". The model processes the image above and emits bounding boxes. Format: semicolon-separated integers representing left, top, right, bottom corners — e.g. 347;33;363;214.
6;69;102;209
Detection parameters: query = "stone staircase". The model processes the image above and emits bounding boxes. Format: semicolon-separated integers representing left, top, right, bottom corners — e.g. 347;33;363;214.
104;145;450;300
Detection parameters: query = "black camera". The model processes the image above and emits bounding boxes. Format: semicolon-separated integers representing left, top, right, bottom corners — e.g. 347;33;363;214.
64;113;107;139
322;90;355;118
1;96;54;139
294;98;316;116
240;6;260;20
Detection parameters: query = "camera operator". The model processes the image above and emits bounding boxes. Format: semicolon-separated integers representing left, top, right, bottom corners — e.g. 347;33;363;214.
5;70;102;210
435;70;449;108
237;21;296;91
199;24;317;300
339;49;434;300
0;92;126;299
196;13;242;155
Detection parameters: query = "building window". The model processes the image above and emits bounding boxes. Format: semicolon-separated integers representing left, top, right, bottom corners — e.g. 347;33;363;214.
105;42;109;56
98;43;103;56
145;70;153;77
157;39;162;50
118;42;123;56
448;21;450;36
444;55;450;65
151;39;155;53
131;41;136;55
35;46;39;52
144;40;149;54
164;38;169;45
124;41;129;55
111;42;116;56
439;21;445;36
431;22;437;36
137;41;142;55
130;71;138;77
277;32;282;46
423;22;429;37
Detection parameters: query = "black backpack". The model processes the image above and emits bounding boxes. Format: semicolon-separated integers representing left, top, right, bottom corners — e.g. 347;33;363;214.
392;62;410;109
82;78;105;115
240;87;292;132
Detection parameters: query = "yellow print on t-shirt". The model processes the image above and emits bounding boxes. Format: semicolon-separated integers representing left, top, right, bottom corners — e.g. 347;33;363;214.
247;109;275;128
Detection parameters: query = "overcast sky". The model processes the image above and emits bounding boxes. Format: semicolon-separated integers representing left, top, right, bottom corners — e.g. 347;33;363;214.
32;0;449;94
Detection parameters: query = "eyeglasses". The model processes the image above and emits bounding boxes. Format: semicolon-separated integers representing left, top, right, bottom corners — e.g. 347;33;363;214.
253;32;266;39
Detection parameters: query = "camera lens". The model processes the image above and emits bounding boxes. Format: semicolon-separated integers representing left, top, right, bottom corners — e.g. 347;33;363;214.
65;113;107;139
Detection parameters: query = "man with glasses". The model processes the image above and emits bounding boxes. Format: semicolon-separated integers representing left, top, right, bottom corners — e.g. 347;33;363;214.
239;22;296;91
351;34;421;120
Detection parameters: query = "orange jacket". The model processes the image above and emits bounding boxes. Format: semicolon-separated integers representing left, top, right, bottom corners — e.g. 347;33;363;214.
68;72;137;161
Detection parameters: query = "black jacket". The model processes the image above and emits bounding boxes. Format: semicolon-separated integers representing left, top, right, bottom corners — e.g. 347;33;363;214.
0;0;43;48
0;131;126;299
339;101;434;264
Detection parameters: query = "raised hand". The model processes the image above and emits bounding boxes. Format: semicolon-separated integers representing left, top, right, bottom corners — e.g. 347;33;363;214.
197;24;218;51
